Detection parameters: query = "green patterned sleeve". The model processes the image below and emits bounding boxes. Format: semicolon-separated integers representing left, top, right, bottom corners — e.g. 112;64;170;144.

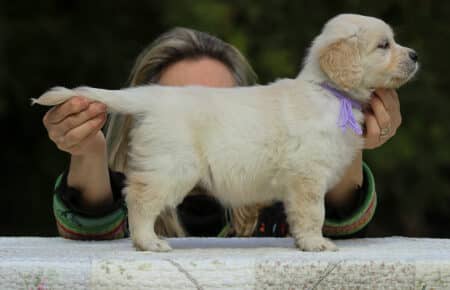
323;162;377;237
52;172;129;240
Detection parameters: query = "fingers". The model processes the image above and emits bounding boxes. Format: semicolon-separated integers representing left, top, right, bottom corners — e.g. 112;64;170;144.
43;96;89;125
363;112;380;149
47;102;107;139
363;89;402;149
55;113;107;152
370;96;392;133
375;89;399;112
41;95;109;155
374;89;402;128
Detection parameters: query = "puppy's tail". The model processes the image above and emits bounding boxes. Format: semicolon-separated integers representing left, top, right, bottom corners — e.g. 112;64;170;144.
31;86;148;114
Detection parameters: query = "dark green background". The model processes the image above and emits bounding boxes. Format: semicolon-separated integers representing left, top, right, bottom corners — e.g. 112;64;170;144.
1;0;449;237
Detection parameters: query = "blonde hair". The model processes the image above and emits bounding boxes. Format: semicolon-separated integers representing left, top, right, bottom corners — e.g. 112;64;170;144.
105;27;264;237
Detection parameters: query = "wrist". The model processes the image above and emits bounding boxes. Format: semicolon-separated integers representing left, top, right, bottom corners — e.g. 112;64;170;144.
74;132;107;157
68;143;113;209
326;151;363;208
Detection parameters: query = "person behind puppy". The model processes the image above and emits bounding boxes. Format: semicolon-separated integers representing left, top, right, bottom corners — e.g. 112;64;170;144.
43;28;401;239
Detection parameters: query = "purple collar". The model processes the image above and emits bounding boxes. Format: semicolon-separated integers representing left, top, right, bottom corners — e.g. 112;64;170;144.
320;82;363;135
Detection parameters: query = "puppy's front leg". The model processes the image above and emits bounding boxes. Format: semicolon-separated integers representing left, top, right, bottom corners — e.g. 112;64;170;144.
284;177;338;251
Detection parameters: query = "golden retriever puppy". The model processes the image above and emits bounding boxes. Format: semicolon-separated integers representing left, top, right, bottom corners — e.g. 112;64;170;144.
34;14;418;252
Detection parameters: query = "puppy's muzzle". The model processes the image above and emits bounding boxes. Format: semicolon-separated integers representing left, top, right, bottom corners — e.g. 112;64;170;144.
403;48;419;79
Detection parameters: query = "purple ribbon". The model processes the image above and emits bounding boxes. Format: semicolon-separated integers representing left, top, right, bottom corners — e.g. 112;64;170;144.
320;83;363;135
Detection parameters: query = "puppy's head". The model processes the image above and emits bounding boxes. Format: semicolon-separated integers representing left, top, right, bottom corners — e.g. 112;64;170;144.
307;14;418;102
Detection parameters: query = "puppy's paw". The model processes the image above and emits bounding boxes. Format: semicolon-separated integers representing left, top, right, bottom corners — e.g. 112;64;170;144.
133;238;172;252
296;235;338;252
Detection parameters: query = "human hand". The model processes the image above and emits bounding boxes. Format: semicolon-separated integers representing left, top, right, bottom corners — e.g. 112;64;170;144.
363;89;402;149
42;96;108;156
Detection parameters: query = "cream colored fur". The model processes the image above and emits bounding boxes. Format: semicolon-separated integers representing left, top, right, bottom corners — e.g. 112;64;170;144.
33;14;418;251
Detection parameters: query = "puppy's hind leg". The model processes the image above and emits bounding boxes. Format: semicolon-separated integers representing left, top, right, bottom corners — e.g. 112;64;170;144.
125;169;199;252
284;176;338;251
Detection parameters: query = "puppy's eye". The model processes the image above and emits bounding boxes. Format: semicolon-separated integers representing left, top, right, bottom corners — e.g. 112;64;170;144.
377;40;390;49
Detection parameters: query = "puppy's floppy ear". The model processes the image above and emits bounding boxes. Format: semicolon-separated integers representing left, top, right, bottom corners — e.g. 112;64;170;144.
319;36;362;91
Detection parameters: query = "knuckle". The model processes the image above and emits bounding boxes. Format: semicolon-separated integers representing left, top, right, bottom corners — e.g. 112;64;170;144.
58;136;67;147
43;108;57;125
56;142;67;152
42;113;49;125
86;106;98;117
69;97;85;112
89;102;106;115
69;98;79;108
47;131;57;142
66;102;76;113
48;129;62;142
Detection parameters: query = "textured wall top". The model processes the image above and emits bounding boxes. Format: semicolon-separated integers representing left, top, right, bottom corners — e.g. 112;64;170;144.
1;237;449;289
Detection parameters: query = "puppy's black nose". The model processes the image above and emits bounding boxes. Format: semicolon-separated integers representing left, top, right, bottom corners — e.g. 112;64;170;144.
409;50;418;62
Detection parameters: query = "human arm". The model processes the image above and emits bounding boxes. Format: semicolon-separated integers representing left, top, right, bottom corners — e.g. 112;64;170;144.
325;89;401;207
43;96;128;239
43;96;113;210
323;88;402;236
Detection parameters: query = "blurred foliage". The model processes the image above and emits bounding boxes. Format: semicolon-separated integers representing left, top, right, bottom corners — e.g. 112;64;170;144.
0;0;448;237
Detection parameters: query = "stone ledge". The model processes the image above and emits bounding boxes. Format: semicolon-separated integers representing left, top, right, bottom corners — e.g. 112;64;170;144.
1;237;449;289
